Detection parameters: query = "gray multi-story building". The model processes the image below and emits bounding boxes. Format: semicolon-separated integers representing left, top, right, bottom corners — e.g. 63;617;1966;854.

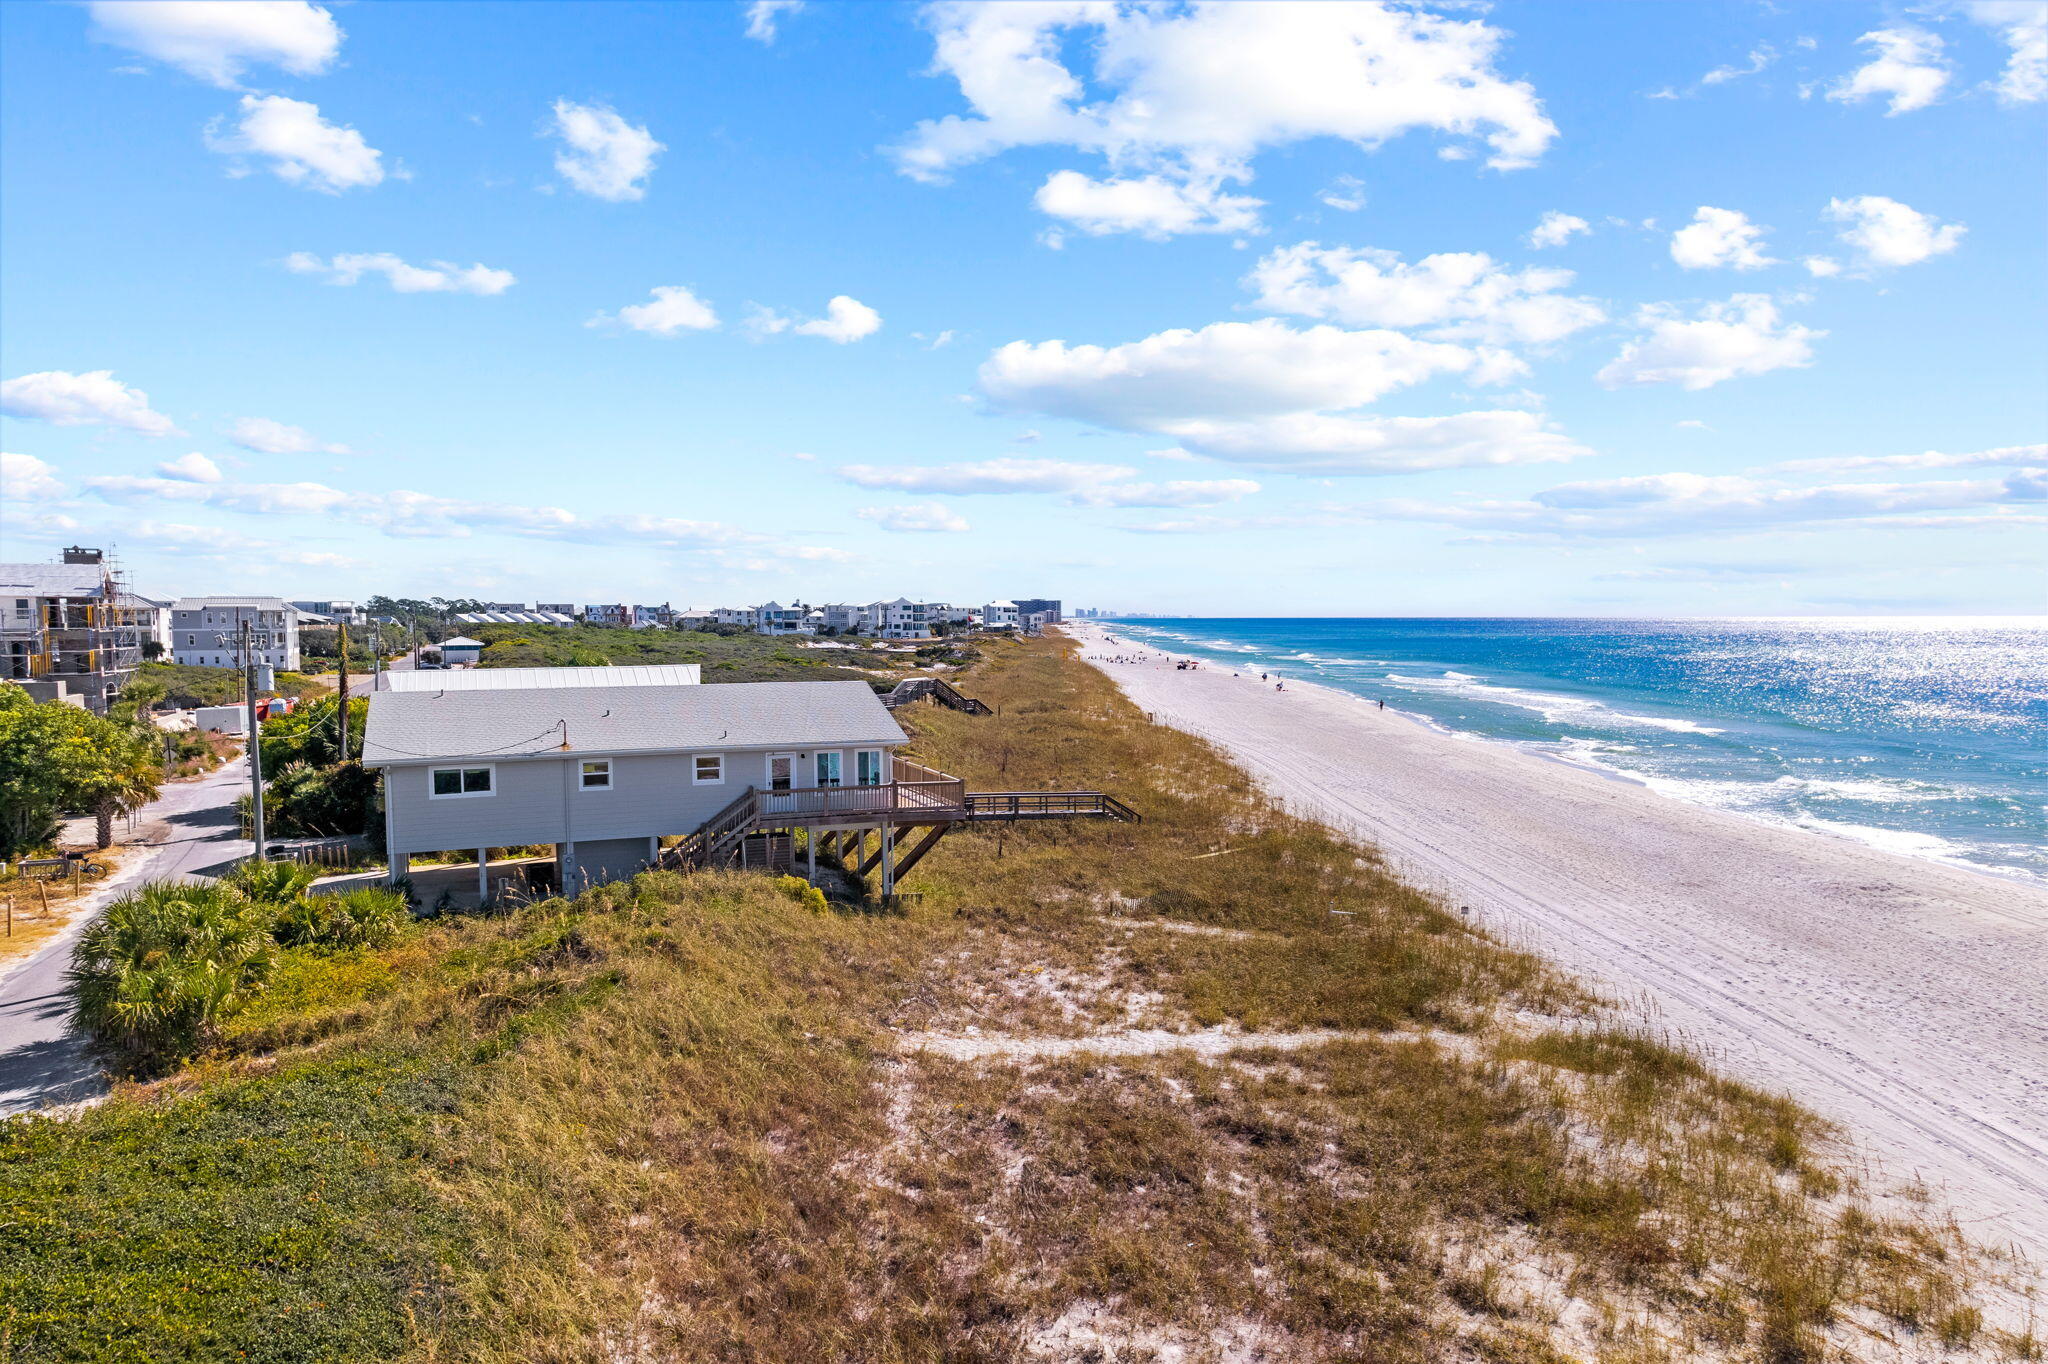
171;597;303;671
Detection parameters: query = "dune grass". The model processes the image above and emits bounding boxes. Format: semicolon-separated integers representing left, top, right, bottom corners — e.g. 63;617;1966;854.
2;634;2030;1362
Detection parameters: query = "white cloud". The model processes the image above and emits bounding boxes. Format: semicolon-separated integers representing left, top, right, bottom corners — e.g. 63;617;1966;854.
1318;176;1367;213
1773;442;2046;474
1034;169;1262;239
1;369;177;435
744;0;804;44
156;452;223;483
1527;211;1589;249
87;1;341;88
1669;206;1777;271
837;456;1259;507
1702;43;1780;86
840;457;1138;495
1828;28;1951;114
285;252;515;295
1365;465;2048;538
1;452;67;500
81;472;790;551
1597;294;1821;391
975;318;1582;475
1068;478;1260;508
1247;243;1605;346
855;502;971;533
748;295;882;343
893;1;1555;238
1803;256;1842;277
205;94;383;192
547;100;662;202
980;319;1477;430
591;284;720;336
1152;410;1588;476
1968;1;2047;104
227;416;351;455
1823;195;1965;269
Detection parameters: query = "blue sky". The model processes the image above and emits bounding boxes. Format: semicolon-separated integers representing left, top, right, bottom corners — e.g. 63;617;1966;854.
2;0;2043;615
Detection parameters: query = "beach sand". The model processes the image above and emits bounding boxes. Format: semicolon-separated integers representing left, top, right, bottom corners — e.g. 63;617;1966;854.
1071;623;2048;1261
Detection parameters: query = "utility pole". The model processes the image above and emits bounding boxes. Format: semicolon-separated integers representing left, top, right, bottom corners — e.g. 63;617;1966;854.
371;619;383;687
242;619;265;857
336;622;351;758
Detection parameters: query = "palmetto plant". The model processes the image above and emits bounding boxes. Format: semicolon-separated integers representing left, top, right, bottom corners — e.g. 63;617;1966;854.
222;858;321;903
272;887;411;951
67;883;276;1076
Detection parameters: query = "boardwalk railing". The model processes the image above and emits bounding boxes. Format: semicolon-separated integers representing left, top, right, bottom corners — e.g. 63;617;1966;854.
965;791;1141;823
664;763;1138;877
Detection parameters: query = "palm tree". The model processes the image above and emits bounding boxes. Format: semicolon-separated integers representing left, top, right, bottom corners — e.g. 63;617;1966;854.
89;732;163;849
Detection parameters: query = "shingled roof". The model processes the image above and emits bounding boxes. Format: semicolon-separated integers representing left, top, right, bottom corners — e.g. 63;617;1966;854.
362;679;905;766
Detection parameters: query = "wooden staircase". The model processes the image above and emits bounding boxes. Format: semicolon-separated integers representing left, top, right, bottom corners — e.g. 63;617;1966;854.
882;676;993;716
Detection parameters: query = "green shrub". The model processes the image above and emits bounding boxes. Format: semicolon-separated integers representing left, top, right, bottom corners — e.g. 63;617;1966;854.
66;883;276;1075
223;858;321;904
273;887;413;951
773;874;829;913
260;759;380;838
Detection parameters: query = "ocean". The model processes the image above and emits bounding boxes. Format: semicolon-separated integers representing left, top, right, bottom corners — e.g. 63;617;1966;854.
1101;617;2048;886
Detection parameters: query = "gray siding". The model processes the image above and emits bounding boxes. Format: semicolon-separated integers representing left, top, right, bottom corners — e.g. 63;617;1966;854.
383;745;894;856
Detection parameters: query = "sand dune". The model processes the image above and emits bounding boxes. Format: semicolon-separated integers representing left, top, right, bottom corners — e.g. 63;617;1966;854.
1072;624;2048;1261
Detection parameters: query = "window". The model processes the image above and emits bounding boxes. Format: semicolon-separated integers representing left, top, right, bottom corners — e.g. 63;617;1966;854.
693;754;724;785
430;766;493;798
856;750;885;787
580;760;612;790
816;751;843;788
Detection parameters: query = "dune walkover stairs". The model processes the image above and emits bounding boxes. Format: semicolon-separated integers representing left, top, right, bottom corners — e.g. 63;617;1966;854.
662;759;1138;895
882;676;993;716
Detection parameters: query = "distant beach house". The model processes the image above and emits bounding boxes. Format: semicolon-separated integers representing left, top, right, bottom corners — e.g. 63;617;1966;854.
438;636;486;667
170;596;304;671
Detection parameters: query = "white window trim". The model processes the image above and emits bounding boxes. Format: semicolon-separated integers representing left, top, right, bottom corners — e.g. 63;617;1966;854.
692;753;725;786
855;749;885;787
428;764;496;799
815;751;843;788
579;759;613;791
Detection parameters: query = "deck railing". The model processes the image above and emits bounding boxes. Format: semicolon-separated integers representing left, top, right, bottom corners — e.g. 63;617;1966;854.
757;765;966;821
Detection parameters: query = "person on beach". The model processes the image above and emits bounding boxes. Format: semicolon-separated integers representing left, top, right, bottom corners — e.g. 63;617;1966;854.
1378;700;1385;710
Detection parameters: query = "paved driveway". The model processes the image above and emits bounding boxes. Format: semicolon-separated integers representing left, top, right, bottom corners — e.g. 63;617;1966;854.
0;759;251;1115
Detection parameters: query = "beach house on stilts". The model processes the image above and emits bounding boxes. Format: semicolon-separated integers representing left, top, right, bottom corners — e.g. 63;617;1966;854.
362;667;1134;901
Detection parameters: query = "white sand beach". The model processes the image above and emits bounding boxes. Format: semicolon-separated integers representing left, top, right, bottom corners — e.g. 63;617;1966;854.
1071;623;2048;1261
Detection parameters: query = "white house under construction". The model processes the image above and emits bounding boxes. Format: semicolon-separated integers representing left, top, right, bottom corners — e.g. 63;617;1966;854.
0;547;143;713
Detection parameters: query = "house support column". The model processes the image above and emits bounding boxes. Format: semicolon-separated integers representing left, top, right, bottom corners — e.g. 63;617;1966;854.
477;848;489;906
880;822;896;899
387;851;409;887
806;827;817;881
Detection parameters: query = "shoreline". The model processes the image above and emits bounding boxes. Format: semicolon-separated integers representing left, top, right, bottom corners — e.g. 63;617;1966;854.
1070;622;2048;1261
1100;622;2044;893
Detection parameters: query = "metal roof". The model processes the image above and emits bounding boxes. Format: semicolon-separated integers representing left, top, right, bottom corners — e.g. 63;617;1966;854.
170;596;298;612
363;678;904;766
0;564;109;597
440;636;486;648
382;664;703;692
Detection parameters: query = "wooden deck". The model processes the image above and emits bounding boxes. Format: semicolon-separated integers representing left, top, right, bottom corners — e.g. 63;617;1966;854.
662;759;1137;893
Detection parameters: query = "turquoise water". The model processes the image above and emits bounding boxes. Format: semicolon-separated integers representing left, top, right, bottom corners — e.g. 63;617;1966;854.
1104;618;2048;886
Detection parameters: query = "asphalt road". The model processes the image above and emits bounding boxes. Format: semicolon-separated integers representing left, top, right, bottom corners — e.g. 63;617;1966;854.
0;758;252;1116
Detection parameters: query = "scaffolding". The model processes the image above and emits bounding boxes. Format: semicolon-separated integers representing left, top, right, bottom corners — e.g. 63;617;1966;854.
0;546;143;712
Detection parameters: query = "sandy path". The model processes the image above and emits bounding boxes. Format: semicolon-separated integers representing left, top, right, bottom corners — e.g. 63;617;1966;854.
1070;625;2048;1260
